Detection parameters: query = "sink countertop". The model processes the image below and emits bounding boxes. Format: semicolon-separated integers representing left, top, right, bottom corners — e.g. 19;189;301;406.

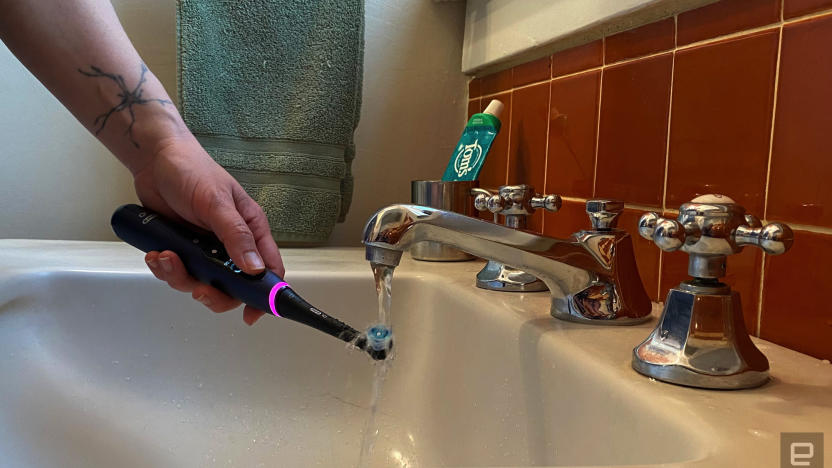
0;239;830;467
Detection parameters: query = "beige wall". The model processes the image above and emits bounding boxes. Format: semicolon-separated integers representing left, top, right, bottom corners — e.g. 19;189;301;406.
0;0;468;246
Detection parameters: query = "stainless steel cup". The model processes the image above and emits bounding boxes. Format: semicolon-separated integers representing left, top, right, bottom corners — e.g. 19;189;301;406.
410;180;478;261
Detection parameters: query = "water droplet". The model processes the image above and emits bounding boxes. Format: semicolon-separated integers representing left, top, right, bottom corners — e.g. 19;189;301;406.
197;383;203;389
143;353;150;358
124;376;131;381
229;392;233;397
112;360;119;365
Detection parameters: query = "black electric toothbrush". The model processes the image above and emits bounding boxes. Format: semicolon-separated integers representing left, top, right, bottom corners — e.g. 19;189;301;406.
111;204;391;360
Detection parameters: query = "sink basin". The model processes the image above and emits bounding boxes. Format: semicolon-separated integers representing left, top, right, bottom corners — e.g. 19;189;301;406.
0;240;830;467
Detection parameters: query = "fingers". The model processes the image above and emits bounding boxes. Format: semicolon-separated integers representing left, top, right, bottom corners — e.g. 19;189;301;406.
234;189;286;277
145;251;199;292
204;192;265;275
243;305;267;326
191;283;243;313
145;251;241;313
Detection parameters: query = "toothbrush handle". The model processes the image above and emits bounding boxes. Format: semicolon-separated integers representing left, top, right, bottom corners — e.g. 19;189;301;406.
111;204;359;341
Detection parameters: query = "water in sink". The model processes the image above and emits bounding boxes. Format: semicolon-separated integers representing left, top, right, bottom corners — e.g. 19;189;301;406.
358;263;396;467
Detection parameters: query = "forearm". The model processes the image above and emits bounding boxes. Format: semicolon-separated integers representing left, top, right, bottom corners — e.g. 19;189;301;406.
0;0;187;175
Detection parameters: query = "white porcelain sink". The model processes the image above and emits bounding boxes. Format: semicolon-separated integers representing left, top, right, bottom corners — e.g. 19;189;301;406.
0;240;830;467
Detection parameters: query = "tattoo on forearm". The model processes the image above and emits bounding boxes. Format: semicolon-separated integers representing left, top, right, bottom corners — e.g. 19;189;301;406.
78;63;172;149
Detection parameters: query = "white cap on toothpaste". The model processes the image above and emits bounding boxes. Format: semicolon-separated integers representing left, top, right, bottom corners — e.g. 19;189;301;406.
483;99;504;119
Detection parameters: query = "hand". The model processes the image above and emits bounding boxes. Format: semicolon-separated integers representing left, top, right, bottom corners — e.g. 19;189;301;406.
132;135;285;325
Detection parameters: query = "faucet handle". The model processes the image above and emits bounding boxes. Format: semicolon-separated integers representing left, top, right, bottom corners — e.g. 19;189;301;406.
472;188;500;213
586;199;623;230
637;212;700;252
639;194;795;279
472;191;506;214
472;185;561;216
530;194;562;213
734;221;794;255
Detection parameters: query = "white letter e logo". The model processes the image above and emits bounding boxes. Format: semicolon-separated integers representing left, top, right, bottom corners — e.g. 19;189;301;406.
791;442;814;466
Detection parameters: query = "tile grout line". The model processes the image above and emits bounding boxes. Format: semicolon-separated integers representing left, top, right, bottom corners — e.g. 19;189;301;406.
478;67;602;100
756;252;767;337
756;14;785;336
762;0;786;223
541;78;553;234
591;38;606;198
503;92;512;187
605;48;677;69
773;221;832;235
656;15;679;301
661;15;678;214
561;195;664;212
783;4;832;24
624;203;663;212
553;66;605;82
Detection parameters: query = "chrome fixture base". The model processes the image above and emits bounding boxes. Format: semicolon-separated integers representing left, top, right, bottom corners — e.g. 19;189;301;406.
410;242;475;262
632;282;769;389
476;260;548;292
635;194;794;389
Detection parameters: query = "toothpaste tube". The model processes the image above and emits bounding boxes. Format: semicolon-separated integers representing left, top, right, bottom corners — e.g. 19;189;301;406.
441;99;504;182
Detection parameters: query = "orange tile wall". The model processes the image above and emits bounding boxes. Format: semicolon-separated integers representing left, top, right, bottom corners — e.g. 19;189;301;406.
467;0;832;360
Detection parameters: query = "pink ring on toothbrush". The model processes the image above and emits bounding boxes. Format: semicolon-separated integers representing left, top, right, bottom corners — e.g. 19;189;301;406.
268;281;290;317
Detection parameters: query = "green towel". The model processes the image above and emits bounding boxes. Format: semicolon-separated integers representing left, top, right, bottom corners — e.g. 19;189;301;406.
176;0;364;245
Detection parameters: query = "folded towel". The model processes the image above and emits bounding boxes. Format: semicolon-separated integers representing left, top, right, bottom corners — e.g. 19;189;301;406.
176;0;364;245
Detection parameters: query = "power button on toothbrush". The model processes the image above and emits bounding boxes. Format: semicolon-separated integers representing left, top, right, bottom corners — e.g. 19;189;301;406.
223;259;266;280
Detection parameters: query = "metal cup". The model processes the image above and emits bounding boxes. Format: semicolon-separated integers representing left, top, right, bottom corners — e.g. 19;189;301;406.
410;180;478;261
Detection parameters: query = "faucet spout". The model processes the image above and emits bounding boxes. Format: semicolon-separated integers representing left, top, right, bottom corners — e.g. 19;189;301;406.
362;204;652;324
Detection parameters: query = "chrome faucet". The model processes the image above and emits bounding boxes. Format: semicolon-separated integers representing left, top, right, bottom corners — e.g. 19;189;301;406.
362;196;652;324
633;194;794;389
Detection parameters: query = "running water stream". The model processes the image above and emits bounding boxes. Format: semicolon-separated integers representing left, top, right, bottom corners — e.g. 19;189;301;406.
357;263;395;467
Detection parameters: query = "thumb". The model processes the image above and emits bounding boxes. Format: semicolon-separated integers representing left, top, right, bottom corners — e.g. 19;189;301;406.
205;197;265;275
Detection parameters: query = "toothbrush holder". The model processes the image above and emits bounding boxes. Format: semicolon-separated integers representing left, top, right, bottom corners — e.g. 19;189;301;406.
410;180;478;261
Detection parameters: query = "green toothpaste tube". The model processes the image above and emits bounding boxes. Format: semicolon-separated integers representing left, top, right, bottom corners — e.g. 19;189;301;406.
441;99;504;182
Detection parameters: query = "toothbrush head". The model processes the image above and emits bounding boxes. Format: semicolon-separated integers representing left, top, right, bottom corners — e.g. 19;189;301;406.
355;325;394;361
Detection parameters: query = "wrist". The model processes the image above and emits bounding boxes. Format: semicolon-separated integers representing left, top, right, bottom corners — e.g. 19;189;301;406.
90;67;190;176
131;131;203;179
